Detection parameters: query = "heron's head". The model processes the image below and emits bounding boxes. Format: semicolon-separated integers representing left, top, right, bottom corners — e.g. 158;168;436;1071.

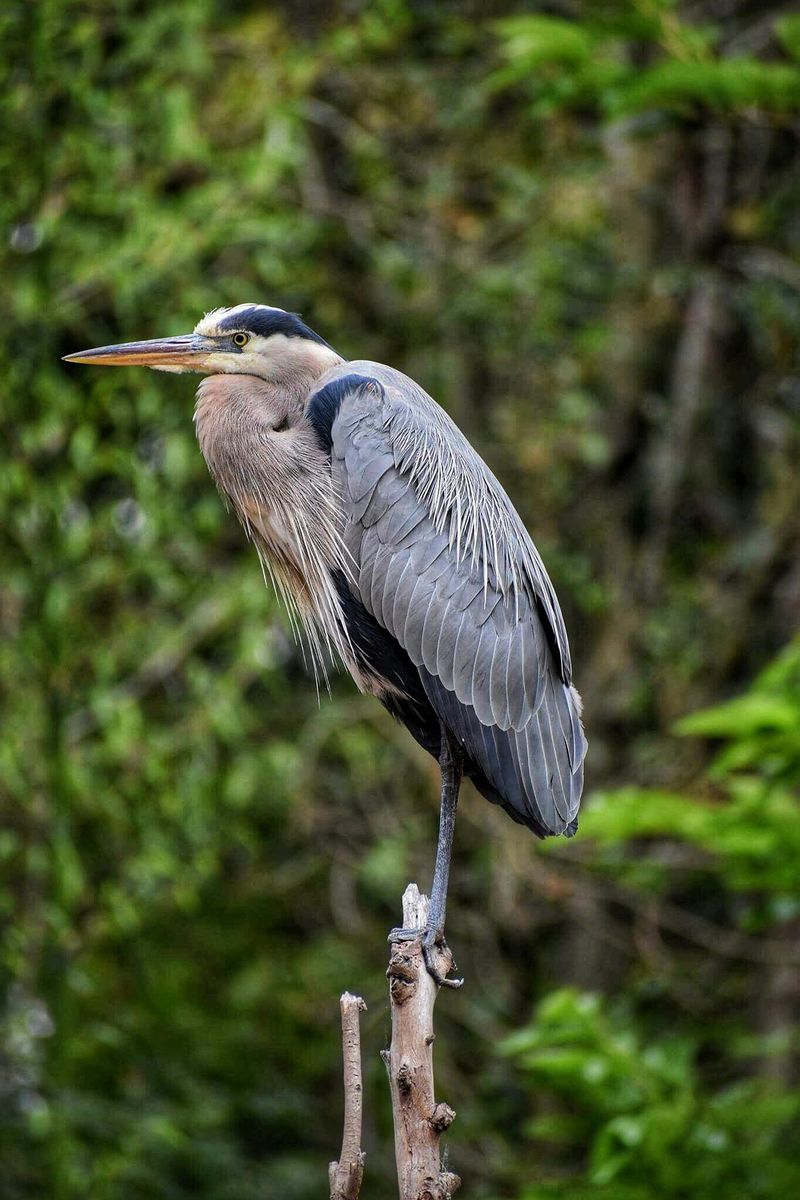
63;304;342;384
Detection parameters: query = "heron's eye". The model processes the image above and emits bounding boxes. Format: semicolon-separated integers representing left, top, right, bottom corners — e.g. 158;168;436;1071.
232;332;249;348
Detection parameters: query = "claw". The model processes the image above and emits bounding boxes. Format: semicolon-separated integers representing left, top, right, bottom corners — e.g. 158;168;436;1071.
422;928;464;989
388;925;464;987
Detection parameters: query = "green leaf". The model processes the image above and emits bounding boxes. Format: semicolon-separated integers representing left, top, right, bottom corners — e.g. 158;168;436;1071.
675;693;800;738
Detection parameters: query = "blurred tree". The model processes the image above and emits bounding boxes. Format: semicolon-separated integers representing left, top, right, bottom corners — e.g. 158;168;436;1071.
504;638;800;1197
1;1;799;1198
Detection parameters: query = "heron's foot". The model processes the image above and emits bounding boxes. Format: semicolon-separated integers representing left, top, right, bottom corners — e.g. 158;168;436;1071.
422;926;463;989
388;925;464;988
387;926;420;944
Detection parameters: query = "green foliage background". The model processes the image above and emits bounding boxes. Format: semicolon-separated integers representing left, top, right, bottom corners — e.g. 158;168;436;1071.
2;2;800;1197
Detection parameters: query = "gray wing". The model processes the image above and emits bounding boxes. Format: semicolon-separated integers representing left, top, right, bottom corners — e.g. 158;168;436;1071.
316;362;587;836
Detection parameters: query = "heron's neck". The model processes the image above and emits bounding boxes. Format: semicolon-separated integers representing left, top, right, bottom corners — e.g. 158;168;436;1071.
256;341;344;404
193;366;352;683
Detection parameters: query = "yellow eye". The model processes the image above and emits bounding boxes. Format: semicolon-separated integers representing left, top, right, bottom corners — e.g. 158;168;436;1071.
232;332;249;348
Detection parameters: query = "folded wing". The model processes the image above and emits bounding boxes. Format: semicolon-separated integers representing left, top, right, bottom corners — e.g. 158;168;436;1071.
309;364;587;836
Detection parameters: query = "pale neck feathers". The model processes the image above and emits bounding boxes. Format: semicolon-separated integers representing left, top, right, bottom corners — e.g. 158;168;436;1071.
194;373;353;682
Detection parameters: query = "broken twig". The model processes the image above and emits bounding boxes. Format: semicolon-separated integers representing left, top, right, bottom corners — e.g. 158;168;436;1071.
329;992;367;1200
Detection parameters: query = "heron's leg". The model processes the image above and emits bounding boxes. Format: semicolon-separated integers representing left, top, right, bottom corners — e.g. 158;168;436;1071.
426;725;462;935
390;724;464;988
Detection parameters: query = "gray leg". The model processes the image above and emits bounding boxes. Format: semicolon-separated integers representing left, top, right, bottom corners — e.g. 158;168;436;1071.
427;725;462;935
391;723;464;988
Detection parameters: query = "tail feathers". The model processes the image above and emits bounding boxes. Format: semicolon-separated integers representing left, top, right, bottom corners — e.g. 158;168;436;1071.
419;667;586;838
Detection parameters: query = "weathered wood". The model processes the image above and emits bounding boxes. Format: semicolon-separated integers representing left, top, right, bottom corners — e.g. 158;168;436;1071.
329;991;367;1200
383;884;461;1200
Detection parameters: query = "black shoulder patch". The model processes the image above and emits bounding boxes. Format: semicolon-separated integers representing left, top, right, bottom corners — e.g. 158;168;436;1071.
218;305;333;347
307;373;383;454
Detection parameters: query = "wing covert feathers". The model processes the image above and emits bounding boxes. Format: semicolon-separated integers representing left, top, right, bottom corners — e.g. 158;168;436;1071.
311;363;587;836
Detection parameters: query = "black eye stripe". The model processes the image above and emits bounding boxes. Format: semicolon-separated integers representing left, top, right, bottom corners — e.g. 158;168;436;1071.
217;306;333;348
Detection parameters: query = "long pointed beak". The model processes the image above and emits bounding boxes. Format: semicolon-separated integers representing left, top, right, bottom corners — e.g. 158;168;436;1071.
63;333;219;370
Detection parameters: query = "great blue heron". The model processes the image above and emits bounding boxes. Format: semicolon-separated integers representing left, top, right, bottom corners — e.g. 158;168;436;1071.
65;304;587;986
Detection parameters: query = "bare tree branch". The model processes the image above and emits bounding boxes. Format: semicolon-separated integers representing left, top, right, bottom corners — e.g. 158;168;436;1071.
383;884;460;1200
329;992;367;1200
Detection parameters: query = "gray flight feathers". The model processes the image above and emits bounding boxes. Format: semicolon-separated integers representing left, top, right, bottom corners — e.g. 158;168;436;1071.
315;361;587;836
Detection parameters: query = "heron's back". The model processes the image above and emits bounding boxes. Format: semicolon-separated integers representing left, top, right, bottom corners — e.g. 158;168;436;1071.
308;362;587;837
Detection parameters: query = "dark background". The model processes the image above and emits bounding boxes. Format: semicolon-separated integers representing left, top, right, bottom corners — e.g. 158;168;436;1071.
2;2;800;1197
